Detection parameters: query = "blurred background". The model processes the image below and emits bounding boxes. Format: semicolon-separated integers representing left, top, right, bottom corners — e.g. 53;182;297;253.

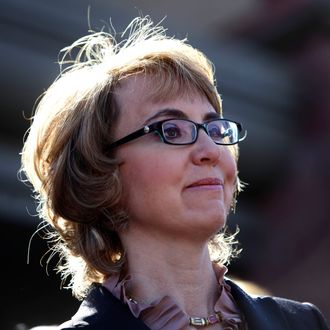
1;0;329;328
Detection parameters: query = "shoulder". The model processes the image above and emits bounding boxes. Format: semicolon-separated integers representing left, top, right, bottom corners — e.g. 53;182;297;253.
226;279;329;330
259;296;329;329
58;284;149;330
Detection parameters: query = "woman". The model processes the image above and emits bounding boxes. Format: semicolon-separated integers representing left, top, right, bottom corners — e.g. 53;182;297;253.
21;17;329;329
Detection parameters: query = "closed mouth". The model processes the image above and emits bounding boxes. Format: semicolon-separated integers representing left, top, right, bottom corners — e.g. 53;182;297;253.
187;178;223;188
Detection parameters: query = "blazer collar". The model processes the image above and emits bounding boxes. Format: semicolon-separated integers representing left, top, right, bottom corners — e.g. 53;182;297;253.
71;284;150;330
226;279;290;330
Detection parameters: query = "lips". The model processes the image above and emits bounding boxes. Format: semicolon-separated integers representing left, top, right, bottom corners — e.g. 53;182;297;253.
187;178;223;188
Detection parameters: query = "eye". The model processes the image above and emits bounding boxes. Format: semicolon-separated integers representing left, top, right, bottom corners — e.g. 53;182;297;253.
222;128;233;138
163;124;182;140
208;124;222;139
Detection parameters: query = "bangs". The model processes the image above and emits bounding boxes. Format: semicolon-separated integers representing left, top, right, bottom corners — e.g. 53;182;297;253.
146;71;208;103
119;63;222;114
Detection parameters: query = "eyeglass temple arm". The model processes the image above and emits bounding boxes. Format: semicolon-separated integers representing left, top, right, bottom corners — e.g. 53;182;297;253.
239;129;247;142
109;126;149;149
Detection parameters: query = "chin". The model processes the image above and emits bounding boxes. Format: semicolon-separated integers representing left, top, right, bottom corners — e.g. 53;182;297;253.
192;214;226;239
210;217;226;233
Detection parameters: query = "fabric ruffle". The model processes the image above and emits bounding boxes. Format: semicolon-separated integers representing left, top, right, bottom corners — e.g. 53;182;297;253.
103;264;245;329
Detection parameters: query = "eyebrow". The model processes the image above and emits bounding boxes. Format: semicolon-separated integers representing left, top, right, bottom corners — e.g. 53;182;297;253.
143;109;188;125
203;112;222;122
143;108;221;125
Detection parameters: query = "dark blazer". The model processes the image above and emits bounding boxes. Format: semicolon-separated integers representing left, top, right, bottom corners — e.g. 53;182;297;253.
59;280;329;329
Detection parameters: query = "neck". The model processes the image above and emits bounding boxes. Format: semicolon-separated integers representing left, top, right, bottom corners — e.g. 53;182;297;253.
119;226;221;316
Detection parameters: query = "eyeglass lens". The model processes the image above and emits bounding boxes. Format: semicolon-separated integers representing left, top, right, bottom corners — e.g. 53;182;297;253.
161;119;239;145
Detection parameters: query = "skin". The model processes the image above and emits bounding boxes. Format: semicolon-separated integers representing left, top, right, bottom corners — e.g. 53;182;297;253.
114;75;237;326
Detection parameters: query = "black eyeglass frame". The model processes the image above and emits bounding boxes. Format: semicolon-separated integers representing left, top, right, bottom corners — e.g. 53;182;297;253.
109;118;246;149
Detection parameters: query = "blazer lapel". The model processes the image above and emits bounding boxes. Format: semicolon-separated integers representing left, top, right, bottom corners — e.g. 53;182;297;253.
226;279;290;330
70;284;151;330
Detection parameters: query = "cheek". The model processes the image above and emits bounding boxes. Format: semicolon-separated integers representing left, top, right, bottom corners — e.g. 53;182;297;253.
227;154;238;185
222;148;238;207
118;150;181;212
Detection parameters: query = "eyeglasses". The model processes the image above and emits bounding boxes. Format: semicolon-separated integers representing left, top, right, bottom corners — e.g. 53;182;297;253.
109;118;246;148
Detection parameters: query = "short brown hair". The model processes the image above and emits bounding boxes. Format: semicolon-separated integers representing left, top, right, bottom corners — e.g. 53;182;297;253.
21;17;239;299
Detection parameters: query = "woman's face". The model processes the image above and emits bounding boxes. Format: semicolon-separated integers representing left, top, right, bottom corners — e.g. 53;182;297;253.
114;76;237;241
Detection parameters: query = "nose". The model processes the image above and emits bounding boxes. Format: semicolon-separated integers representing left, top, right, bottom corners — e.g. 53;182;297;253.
190;128;221;166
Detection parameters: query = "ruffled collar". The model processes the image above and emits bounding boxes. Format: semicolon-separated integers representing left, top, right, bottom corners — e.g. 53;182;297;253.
103;264;245;329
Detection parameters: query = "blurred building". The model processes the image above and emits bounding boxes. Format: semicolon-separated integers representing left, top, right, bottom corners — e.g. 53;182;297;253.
1;0;329;328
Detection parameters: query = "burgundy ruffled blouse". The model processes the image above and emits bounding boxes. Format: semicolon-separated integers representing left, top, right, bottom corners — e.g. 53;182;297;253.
103;264;247;329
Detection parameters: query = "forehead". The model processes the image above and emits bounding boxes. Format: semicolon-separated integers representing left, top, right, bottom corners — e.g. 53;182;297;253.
114;74;215;123
115;73;204;104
